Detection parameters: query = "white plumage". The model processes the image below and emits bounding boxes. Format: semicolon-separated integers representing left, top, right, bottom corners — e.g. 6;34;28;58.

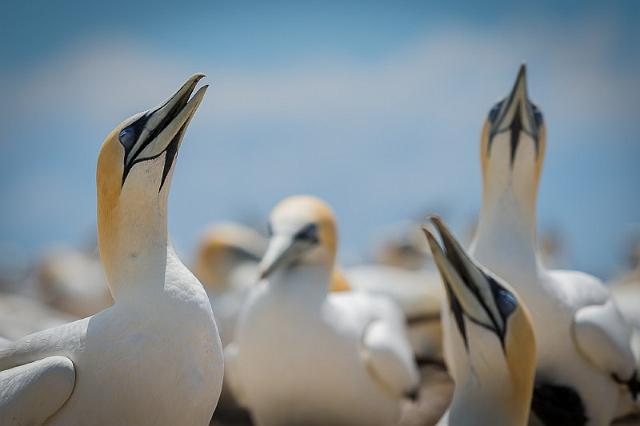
0;74;223;425
465;64;639;424
227;195;419;426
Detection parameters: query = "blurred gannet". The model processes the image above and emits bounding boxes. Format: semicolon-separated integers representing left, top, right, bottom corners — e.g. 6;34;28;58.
466;64;639;425
0;293;76;341
226;195;419;426
196;222;350;347
36;247;113;317
424;218;536;426
0;74;223;425
194;223;266;347
345;264;444;361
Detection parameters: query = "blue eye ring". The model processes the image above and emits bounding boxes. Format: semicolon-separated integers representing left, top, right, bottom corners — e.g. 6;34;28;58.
488;100;504;123
119;127;137;151
496;287;517;318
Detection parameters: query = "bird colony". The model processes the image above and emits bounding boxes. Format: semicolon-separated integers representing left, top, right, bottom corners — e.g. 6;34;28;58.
0;65;639;426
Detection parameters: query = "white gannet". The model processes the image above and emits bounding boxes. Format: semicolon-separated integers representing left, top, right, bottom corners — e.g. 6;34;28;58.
424;217;536;426
345;221;443;361
226;195;420;426
194;223;266;347
466;64;639;425
36;246;113;317
0;293;76;341
345;263;444;362
0;74;223;425
195;222;350;348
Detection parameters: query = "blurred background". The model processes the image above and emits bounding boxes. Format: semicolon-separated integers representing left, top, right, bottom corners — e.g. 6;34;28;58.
1;0;639;289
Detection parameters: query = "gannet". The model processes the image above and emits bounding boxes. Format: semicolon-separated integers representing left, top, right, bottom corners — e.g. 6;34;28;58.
36;246;113;317
194;223;266;347
345;264;444;361
0;293;76;340
466;64;639;425
423;217;536;426
195;222;350;347
226;195;420;426
345;221;443;360
0;74;223;425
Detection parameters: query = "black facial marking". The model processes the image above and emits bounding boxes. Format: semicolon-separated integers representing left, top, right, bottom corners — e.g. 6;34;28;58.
294;223;319;244
486;99;543;166
438;236;503;341
508;104;524;166
119;82;196;188
488;100;504;124
159;122;188;192
445;281;469;350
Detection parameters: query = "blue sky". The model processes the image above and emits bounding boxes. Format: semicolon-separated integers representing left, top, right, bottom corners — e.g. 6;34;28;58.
1;0;639;278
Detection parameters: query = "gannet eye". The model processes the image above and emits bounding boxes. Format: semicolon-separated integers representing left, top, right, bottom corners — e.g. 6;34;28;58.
119;127;137;151
495;287;517;318
295;223;318;243
531;103;544;126
488;100;504;123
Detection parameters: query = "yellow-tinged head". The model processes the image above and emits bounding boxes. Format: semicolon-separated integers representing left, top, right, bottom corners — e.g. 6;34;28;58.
423;216;536;424
259;195;341;282
96;74;208;295
480;64;546;207
194;223;267;291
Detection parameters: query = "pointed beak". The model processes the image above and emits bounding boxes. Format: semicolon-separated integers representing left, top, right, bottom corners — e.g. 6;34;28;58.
490;64;540;144
122;74;208;183
422;216;504;333
259;236;300;280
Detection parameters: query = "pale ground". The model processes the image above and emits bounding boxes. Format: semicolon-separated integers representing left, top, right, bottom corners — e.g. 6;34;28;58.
211;363;454;426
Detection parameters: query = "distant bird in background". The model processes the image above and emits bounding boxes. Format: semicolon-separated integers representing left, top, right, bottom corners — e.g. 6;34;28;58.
372;221;434;270
424;217;536;426
466;64;639;425
609;242;640;371
35;247;113;318
346;222;444;361
226;195;419;426
0;293;75;341
0;74;223;425
194;223;266;346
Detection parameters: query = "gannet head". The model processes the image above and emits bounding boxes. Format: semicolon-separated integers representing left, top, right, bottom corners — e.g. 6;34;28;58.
423;216;536;423
480;64;546;200
194;223;267;291
96;74;207;295
259;195;338;282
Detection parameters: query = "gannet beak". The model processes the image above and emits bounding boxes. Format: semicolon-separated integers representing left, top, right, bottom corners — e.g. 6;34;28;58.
488;64;543;163
120;73;208;187
422;216;505;337
259;236;300;280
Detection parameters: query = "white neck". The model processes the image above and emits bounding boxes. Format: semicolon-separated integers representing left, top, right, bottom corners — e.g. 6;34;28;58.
98;178;171;302
268;263;332;302
447;353;526;426
471;142;542;278
471;190;540;277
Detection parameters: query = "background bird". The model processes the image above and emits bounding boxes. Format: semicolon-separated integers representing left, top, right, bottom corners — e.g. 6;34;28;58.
226;195;420;426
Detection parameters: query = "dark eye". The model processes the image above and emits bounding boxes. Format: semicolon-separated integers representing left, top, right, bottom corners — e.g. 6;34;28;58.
531;103;543;126
488;100;504;123
496;287;517;318
119;127;137;151
295;223;318;243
